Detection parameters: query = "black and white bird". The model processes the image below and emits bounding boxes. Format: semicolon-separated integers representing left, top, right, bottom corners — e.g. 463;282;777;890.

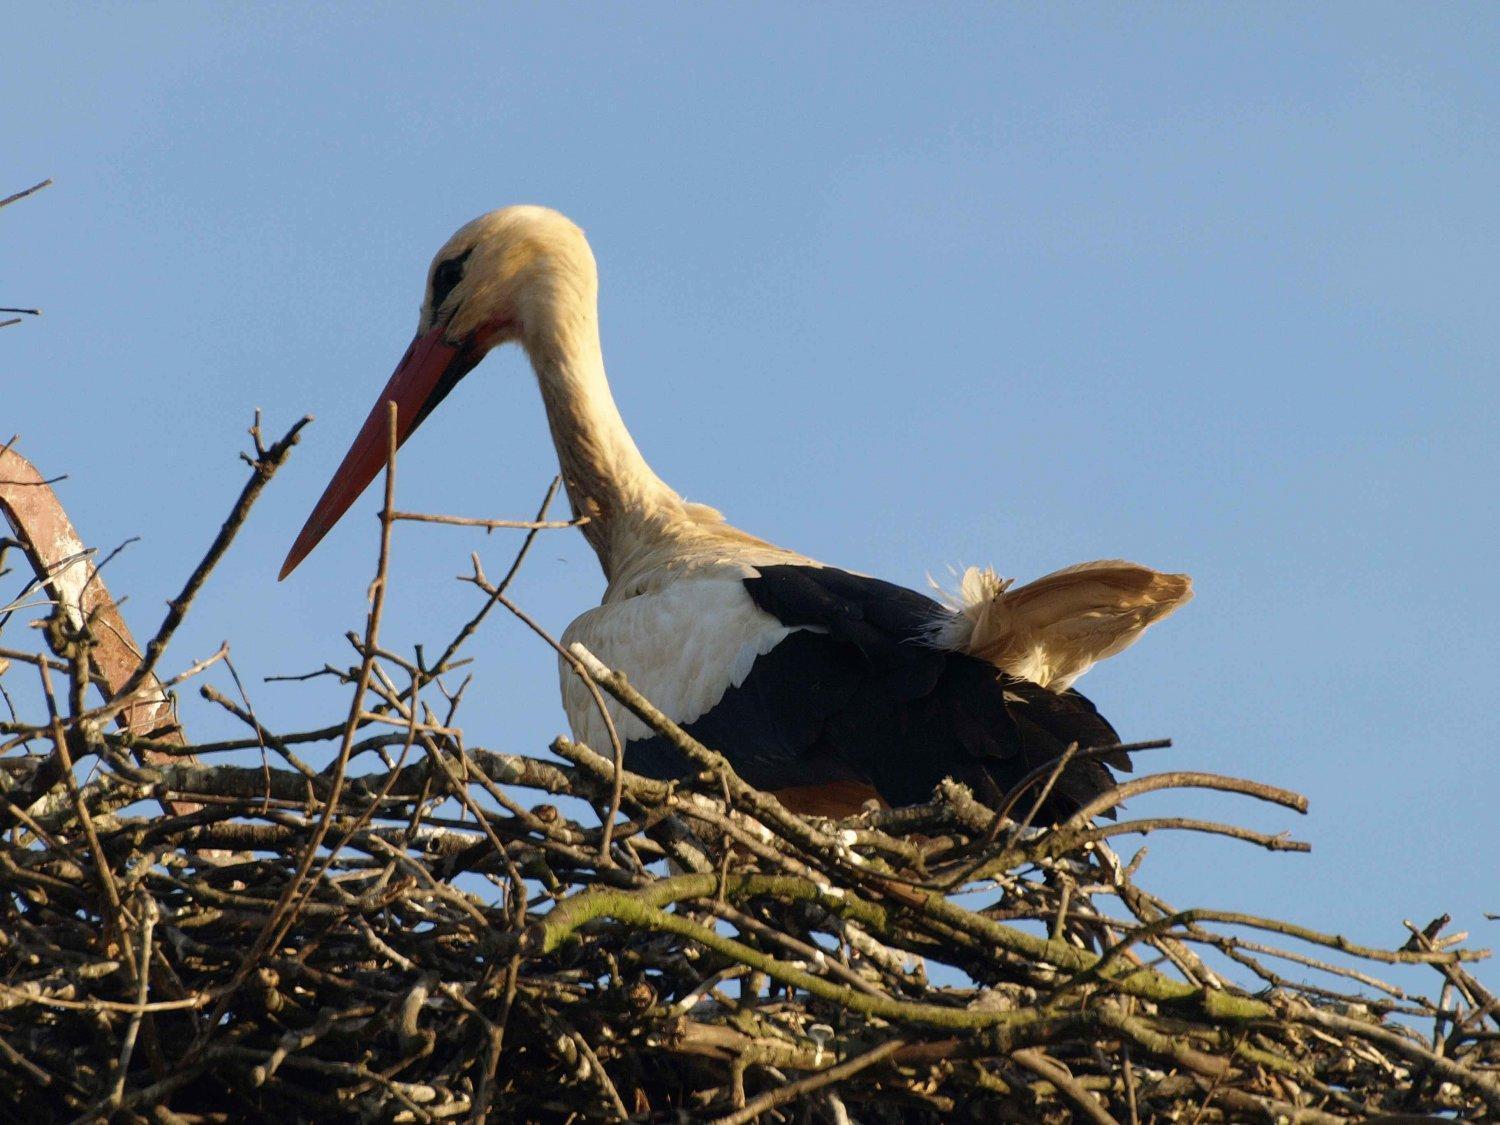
281;206;1192;820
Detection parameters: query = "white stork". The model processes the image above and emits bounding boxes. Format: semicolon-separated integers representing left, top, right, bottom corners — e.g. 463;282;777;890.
280;206;1191;819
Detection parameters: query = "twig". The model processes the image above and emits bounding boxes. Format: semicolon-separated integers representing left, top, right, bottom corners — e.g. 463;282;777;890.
103;896;157;1112
709;1037;905;1125
1013;1048;1120;1125
389;509;586;531
0;178;53;210
92;416;311;727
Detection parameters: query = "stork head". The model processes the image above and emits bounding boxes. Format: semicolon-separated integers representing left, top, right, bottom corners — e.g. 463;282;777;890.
279;206;596;579
418;205;598;350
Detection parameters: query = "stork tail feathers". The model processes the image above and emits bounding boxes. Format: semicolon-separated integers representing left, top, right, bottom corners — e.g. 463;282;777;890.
930;561;1193;692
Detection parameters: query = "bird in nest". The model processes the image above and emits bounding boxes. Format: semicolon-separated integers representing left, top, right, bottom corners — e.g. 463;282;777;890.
282;206;1192;822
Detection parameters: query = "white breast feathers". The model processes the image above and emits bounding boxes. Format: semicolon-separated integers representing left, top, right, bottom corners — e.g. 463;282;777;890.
559;576;800;752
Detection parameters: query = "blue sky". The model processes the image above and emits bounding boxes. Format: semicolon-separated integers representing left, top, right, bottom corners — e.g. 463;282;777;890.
6;6;1497;986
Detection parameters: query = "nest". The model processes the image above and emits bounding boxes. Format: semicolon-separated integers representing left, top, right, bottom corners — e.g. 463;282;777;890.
2;409;1497;1124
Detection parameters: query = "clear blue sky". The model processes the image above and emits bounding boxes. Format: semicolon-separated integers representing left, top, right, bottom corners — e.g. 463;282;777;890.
7;7;1497;987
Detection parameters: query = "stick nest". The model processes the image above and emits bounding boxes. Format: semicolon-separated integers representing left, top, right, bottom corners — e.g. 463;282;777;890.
1;415;1496;1124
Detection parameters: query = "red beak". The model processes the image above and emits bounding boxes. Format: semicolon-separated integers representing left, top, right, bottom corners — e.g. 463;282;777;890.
279;326;482;579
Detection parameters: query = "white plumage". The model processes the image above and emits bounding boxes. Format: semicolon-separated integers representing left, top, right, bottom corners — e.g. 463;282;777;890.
560;574;801;749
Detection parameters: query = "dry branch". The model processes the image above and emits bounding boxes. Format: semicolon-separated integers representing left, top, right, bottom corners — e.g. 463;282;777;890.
2;179;51;330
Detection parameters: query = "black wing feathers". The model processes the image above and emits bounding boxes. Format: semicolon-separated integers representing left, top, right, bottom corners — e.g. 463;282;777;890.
624;565;1126;822
624;629;869;792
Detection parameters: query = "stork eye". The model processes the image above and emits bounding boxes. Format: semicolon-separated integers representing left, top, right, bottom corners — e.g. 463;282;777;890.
431;254;468;308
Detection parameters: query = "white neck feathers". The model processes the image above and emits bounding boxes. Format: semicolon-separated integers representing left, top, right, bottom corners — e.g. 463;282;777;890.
522;295;679;577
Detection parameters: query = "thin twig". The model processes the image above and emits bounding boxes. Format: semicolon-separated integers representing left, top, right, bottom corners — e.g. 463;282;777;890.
0;178;53;210
709;1037;906;1125
389;509;586;531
